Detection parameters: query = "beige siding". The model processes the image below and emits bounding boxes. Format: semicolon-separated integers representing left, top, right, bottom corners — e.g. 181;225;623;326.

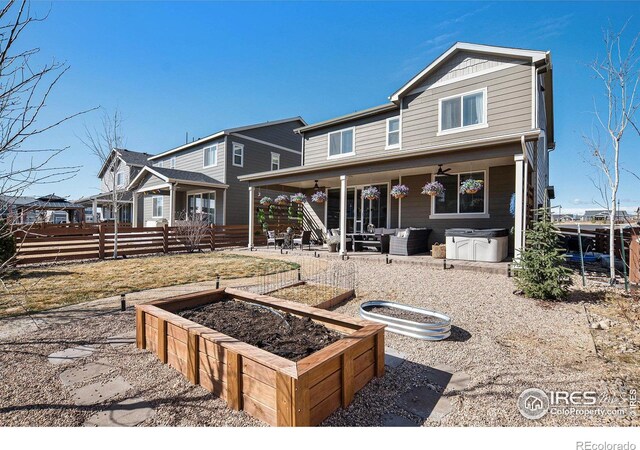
143;194;170;224
100;159;131;193
137;173;167;191
154;138;226;183
402;62;533;150
303;109;399;166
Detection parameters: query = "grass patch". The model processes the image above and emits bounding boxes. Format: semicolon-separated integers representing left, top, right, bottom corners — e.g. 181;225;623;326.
0;252;298;317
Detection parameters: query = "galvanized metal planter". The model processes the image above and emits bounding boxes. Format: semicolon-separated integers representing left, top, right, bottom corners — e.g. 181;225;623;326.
359;300;451;341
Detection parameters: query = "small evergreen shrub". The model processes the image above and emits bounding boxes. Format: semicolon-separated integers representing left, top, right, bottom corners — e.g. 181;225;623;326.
514;208;573;300
0;221;17;266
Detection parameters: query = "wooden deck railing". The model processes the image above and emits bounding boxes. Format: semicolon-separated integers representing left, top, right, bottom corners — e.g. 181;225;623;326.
13;224;264;265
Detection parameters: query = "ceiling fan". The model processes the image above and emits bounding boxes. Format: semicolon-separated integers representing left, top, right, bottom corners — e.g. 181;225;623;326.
436;164;454;176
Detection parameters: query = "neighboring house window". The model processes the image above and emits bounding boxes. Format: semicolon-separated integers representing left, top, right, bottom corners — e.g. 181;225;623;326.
169;157;176;169
439;88;487;133
327;128;355;158
386;117;400;148
152;196;163;218
187;192;216;224
155;160;163;168
271;152;280;171
203;145;217;167
432;171;486;216
232;143;244;167
116;171;125;187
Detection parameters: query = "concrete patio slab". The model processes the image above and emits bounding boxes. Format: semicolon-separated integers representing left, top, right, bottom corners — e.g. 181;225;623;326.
384;346;407;368
396;385;453;421
380;413;419;427
84;397;155;427
59;361;115;387
71;376;132;406
47;345;95;365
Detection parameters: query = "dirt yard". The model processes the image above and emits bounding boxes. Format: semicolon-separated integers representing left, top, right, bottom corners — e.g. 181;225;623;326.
0;253;298;317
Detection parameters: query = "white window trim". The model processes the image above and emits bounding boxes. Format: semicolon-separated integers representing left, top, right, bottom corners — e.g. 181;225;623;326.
151;195;164;218
437;87;488;136
116;171;125;187
327;127;356;160
429;169;489;219
232;143;244;167
385;116;401;150
203;144;218;168
186;190;216;224
271;152;280;171
156;160;163;168
169;156;176;169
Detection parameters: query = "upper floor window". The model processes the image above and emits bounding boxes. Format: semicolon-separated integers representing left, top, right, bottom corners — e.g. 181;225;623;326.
232;143;244;167
155;160;163;168
328;128;355;158
271;152;280;171
203;145;217;167
116;171;125;187
169;157;176;169
386;117;400;149
439;88;487;134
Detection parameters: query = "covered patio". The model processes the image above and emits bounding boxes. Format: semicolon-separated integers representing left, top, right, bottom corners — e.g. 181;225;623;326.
240;136;541;258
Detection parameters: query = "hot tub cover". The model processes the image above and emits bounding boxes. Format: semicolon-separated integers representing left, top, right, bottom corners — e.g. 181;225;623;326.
445;228;509;238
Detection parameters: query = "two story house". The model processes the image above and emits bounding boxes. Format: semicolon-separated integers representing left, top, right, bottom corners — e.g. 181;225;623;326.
127;117;305;226
77;148;152;226
239;42;555;255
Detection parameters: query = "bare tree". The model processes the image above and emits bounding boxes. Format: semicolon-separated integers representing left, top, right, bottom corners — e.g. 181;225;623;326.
583;22;640;283
0;0;92;274
79;109;126;259
174;211;210;253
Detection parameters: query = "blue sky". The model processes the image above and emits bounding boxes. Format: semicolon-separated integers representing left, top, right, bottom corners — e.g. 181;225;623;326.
15;1;640;213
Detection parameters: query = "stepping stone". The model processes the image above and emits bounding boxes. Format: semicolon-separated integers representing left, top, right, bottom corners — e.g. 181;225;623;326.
448;372;471;391
385;347;406;368
71;376;132;406
380;413;419;427
48;346;95;365
425;365;454;389
84;397;155;427
107;332;136;348
396;385;453;421
59;362;115;387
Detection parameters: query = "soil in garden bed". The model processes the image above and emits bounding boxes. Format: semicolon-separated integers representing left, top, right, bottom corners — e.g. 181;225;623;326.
178;299;342;361
367;306;446;324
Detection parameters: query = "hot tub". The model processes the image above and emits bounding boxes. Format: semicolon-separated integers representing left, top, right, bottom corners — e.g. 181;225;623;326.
445;228;509;262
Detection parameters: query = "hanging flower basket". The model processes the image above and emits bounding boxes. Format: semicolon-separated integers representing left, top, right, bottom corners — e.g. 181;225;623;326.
311;191;327;203
290;193;306;204
460;179;484;195
259;196;272;207
274;195;289;205
390;184;409;199
421;181;445;196
361;186;380;201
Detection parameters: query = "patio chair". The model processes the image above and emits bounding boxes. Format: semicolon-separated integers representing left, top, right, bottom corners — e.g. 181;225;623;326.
293;230;312;250
389;228;432;256
329;228;352;252
266;230;277;249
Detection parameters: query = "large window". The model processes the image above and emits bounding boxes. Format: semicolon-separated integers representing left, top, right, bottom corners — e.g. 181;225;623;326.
328;128;354;158
386;117;400;148
271;152;280;171
152;196;163;218
439;88;486;133
433;171;486;216
232;143;244;167
187;192;216;224
203;145;217;167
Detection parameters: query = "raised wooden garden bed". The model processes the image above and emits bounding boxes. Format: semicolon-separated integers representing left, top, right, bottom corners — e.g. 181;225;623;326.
265;281;355;310
135;287;385;426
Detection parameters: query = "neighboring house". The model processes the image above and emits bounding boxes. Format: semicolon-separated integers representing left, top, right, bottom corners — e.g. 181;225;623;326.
582;209;631;223
1;194;84;224
77;148;153;226
127;117;305;226
239;42;555;255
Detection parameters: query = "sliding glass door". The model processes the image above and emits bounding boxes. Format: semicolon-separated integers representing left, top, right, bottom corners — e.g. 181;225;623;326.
187;192;216;224
326;184;388;232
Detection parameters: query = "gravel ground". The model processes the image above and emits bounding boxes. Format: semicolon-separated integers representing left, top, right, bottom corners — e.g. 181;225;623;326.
0;250;636;426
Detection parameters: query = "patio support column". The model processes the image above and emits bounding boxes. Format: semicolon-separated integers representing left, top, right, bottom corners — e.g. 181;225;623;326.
339;175;347;255
92;198;98;223
169;183;176;227
514;154;525;256
398;175;402;228
132;191;138;227
248;186;255;248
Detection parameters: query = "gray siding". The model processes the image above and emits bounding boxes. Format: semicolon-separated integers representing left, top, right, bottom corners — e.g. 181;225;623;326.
399;165;515;252
303;109;399;166
143;194;169;224
226;135;301;225
236;120;303;152
142;189;224;225
100;159;131;193
137;172;167;191
402;62;533;150
153;138;226;183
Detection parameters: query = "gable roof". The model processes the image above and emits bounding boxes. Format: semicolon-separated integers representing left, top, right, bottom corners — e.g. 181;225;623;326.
127;166;228;191
97;148;153;178
148;116;307;161
294;103;398;134
389;42;549;102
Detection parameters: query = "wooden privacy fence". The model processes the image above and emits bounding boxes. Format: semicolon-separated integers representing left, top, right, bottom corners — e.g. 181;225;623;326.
13;224;265;265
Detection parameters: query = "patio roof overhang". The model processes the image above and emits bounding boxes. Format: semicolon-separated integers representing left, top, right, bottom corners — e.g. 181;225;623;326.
238;130;540;188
